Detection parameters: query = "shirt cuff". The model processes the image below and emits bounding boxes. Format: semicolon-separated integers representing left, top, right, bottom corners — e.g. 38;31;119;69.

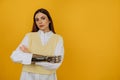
22;53;33;65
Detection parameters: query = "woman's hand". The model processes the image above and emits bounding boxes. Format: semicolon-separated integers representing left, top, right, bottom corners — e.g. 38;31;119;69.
19;45;31;53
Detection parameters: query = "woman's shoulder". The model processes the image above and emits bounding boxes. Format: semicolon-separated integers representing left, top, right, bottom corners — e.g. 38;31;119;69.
25;32;38;36
54;33;62;37
54;33;63;41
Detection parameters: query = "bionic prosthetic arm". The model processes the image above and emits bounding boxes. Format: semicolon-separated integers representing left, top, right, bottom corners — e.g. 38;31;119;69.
32;54;62;63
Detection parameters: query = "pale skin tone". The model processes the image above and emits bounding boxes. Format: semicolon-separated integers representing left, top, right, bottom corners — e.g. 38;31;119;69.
20;12;61;63
20;12;51;53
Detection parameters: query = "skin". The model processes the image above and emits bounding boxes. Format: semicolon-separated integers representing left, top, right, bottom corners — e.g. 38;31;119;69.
20;12;51;52
35;12;51;33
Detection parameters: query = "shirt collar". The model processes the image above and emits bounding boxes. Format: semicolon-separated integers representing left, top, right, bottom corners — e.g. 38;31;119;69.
38;30;53;37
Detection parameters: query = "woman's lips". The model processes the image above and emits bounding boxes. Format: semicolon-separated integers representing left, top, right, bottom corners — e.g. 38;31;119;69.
39;25;44;27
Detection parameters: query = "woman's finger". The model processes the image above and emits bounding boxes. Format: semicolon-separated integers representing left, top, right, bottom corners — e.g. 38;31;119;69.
22;45;26;48
20;46;23;50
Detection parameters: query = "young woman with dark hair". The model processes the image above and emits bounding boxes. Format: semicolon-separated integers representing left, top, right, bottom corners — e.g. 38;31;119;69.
10;8;64;80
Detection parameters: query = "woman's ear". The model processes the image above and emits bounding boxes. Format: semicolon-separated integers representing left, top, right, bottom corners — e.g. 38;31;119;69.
49;20;51;23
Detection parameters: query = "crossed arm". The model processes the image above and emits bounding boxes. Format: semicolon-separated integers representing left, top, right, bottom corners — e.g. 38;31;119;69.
10;34;64;70
20;45;62;63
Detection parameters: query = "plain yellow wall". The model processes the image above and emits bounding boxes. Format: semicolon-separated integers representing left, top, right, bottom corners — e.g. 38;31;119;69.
0;0;120;80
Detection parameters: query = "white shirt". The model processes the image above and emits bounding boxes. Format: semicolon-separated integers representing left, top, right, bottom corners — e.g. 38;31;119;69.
10;30;64;80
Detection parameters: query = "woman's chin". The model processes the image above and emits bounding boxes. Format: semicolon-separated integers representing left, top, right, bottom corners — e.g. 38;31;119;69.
39;28;45;31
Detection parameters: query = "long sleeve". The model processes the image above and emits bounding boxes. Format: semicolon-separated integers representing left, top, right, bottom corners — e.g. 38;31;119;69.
11;30;64;70
35;36;64;70
10;34;33;65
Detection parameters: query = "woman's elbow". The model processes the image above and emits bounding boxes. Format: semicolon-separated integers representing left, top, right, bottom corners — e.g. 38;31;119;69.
10;55;21;63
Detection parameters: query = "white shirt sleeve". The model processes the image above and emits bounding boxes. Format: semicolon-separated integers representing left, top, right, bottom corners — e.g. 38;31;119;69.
35;36;64;70
10;34;32;65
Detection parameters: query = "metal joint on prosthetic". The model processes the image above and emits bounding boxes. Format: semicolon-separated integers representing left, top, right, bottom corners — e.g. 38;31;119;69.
32;54;62;63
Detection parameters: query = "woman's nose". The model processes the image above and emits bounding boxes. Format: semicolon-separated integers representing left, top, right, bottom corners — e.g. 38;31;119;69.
38;20;42;24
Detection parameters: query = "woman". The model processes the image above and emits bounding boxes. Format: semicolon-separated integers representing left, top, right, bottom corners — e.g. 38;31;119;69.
10;8;64;80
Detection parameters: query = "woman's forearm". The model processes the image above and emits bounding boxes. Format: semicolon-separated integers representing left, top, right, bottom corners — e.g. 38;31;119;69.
32;54;61;63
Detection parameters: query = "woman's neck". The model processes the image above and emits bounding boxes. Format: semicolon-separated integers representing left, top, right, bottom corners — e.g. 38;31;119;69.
41;29;50;33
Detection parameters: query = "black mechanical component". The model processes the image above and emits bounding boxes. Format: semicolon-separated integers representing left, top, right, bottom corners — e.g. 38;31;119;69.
32;55;61;63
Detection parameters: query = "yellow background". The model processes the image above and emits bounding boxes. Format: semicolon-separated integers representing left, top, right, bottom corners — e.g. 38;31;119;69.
0;0;120;80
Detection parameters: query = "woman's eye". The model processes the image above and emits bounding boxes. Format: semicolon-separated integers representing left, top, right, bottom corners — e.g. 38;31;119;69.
41;17;45;20
35;18;39;21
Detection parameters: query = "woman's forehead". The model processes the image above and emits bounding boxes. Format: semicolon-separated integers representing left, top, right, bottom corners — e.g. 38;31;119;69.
35;12;47;18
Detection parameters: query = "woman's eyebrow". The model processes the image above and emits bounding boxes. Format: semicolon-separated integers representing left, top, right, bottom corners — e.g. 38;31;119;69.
35;15;45;18
41;16;46;18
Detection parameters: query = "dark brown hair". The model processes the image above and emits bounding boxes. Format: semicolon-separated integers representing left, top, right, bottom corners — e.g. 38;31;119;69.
31;8;56;33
